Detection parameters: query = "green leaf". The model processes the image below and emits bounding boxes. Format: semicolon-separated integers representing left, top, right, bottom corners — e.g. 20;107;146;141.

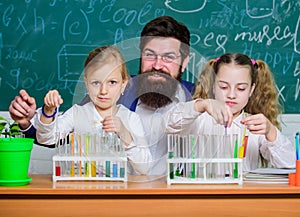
0;116;8;121
10;124;20;132
11;131;21;137
0;123;6;134
0;116;21;138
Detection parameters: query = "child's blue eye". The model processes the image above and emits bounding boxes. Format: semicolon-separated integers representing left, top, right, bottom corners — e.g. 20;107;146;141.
92;81;101;86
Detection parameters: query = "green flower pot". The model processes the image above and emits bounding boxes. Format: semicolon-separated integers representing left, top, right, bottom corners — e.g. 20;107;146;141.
0;138;34;186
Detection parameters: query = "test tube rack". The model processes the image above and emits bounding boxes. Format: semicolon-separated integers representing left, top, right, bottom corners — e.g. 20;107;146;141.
52;132;128;182
167;134;243;185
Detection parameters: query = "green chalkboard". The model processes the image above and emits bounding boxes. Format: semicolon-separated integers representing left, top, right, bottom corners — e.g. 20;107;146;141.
1;0;299;113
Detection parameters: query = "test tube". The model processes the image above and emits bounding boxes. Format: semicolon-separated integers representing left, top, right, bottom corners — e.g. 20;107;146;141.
190;135;196;178
55;161;61;176
169;151;174;179
120;167;125;178
84;161;89;177
233;138;239;178
168;135;174;179
55;132;62;178
90;134;97;177
97;162;104;177
175;135;182;176
216;134;224;178
106;161;111;177
224;134;232;178
70;133;75;177
91;161;96;177
200;135;204;177
113;163;118;178
78;134;83;176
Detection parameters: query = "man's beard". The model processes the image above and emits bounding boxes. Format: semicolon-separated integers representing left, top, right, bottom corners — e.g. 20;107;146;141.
136;70;180;109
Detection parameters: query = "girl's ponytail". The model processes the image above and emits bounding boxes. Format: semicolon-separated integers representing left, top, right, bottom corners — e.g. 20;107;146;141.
245;60;283;129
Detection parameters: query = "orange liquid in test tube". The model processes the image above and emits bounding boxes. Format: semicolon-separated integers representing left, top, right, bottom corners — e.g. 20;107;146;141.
296;160;300;186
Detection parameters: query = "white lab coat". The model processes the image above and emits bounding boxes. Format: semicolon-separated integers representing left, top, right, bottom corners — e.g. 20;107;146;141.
135;84;188;176
34;102;152;175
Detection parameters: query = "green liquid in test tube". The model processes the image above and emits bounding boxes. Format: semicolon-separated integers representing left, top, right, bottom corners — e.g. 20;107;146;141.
120;167;125;178
106;161;110;177
190;136;196;178
169;151;174;179
233;139;238;178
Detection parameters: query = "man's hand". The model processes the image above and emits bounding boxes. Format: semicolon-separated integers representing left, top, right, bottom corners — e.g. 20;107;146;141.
9;89;36;129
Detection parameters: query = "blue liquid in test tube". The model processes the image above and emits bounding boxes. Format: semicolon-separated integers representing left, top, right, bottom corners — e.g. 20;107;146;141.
113;163;118;178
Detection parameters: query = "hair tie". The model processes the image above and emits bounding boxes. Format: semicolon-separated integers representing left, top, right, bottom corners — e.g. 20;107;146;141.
215;57;220;62
42;105;57;118
251;59;256;65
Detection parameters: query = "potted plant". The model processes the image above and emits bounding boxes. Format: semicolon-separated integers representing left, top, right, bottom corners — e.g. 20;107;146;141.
0;116;34;186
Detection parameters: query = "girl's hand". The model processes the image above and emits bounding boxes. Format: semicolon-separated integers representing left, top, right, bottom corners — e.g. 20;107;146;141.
43;90;63;114
240;113;277;142
102;116;132;146
41;90;63;123
195;99;233;127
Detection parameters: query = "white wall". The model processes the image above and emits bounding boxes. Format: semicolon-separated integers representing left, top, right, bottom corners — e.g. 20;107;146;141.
1;112;299;174
280;114;300;146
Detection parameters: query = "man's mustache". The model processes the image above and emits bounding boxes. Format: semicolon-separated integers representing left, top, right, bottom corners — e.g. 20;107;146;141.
143;70;171;78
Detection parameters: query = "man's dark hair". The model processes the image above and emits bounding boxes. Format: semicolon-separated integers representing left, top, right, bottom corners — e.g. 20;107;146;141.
140;16;190;60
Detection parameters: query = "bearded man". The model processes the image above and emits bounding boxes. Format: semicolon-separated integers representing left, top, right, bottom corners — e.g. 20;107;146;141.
118;16;194;176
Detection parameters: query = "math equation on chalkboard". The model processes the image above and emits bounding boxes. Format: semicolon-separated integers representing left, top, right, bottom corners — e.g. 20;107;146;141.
0;0;299;113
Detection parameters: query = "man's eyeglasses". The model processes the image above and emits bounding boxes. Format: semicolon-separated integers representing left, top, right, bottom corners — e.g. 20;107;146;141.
142;50;181;63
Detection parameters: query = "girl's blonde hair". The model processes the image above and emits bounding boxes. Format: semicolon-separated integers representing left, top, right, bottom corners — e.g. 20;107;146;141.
84;45;129;81
193;53;283;129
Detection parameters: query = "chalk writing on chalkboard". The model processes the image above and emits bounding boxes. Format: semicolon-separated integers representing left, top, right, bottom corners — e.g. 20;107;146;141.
0;0;299;113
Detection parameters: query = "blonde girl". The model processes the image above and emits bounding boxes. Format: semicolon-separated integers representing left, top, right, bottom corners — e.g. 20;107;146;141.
167;53;295;171
34;46;152;175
